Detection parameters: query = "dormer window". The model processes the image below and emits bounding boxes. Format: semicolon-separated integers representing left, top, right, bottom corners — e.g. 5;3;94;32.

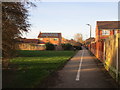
102;30;110;35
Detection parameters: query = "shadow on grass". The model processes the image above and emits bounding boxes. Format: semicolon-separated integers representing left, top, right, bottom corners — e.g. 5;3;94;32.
3;63;62;88
3;50;76;88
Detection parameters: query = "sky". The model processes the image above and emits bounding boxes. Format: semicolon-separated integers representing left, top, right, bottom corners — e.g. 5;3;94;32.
22;1;118;40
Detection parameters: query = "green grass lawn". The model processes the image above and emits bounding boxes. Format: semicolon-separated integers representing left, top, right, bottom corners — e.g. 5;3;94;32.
3;50;76;88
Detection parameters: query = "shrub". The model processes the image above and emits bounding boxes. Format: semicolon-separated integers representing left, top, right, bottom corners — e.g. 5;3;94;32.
73;46;82;50
61;43;73;50
45;43;55;50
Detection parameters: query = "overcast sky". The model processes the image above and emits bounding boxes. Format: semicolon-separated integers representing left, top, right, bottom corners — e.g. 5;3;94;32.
22;1;118;40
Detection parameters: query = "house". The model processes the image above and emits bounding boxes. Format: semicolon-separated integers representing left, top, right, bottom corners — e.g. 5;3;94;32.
38;32;62;45
94;21;120;61
95;21;120;41
18;38;41;44
61;37;69;44
84;37;95;45
67;39;82;46
62;38;82;46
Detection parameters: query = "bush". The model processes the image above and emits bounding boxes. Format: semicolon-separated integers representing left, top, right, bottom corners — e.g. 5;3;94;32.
61;43;73;50
45;43;55;50
73;46;82;50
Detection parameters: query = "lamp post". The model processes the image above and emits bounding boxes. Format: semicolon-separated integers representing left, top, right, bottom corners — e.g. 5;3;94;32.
86;24;92;51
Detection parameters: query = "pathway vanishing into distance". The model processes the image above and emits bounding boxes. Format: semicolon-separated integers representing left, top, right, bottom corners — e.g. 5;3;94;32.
39;47;117;88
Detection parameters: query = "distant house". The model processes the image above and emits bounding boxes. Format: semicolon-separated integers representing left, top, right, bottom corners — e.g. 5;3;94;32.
95;21;120;41
61;37;69;44
38;32;62;45
61;38;82;46
18;38;41;44
84;37;95;45
18;38;45;45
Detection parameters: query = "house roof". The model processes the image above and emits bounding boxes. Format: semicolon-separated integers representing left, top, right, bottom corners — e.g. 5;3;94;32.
18;38;45;44
38;32;62;38
85;37;95;43
97;21;120;29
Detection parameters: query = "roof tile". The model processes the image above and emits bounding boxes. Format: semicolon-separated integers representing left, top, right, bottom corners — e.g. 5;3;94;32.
97;21;120;29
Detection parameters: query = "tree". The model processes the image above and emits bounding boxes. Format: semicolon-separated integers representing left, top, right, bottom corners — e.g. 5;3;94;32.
61;43;73;50
74;33;83;43
2;2;36;68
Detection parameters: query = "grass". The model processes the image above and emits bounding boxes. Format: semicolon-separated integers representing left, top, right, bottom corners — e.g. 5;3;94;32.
3;50;76;88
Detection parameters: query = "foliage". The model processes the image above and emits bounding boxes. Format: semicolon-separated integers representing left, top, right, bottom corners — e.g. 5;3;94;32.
73;46;82;50
45;42;55;50
61;43;73;50
74;33;83;43
2;2;35;67
3;50;75;88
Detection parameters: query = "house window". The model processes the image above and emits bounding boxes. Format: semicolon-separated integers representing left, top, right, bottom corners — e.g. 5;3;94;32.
54;38;58;41
114;30;118;35
40;38;43;40
39;44;45;47
102;30;110;35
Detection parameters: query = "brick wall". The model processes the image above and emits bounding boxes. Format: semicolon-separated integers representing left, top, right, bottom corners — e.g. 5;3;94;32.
16;43;46;50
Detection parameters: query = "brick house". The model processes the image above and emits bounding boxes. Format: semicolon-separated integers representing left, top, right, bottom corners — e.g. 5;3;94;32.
95;21;120;61
61;37;69;44
38;32;62;45
18;38;41;44
84;37;95;45
95;21;120;41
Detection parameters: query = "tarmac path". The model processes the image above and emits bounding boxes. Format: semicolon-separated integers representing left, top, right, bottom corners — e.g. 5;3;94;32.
39;47;117;88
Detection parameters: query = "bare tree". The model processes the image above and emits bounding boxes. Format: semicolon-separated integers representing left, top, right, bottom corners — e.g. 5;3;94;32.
2;2;36;68
74;33;83;43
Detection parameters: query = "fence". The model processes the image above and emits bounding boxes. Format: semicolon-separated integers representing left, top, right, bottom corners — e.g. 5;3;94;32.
88;33;120;82
118;38;120;84
104;34;119;81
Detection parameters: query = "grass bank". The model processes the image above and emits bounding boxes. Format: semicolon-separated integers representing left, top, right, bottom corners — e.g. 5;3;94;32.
3;50;76;88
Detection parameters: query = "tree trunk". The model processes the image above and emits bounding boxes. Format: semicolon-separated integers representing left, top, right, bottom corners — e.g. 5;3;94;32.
2;58;9;69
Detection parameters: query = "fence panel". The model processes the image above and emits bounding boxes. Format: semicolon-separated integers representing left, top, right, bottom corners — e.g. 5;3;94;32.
87;34;120;82
118;37;120;84
104;34;120;81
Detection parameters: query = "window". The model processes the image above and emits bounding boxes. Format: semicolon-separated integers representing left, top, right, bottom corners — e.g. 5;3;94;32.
114;30;118;35
40;44;45;47
54;38;58;41
102;30;110;35
40;38;43;40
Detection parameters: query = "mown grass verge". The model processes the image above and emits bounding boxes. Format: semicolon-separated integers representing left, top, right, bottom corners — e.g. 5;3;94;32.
3;50;76;88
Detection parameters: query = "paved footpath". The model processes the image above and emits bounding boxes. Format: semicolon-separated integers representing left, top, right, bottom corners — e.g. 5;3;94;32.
39;47;117;88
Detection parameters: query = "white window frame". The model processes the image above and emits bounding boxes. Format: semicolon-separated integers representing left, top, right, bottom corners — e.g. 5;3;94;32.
102;30;110;35
114;30;118;35
40;38;43;40
54;38;58;41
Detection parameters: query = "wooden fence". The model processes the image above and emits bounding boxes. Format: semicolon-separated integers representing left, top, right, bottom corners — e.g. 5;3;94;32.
88;33;120;82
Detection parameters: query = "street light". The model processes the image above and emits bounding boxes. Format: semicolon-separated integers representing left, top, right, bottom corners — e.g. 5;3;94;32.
86;24;92;51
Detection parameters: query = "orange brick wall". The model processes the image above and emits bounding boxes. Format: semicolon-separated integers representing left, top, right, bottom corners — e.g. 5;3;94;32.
88;40;104;62
95;25;99;41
